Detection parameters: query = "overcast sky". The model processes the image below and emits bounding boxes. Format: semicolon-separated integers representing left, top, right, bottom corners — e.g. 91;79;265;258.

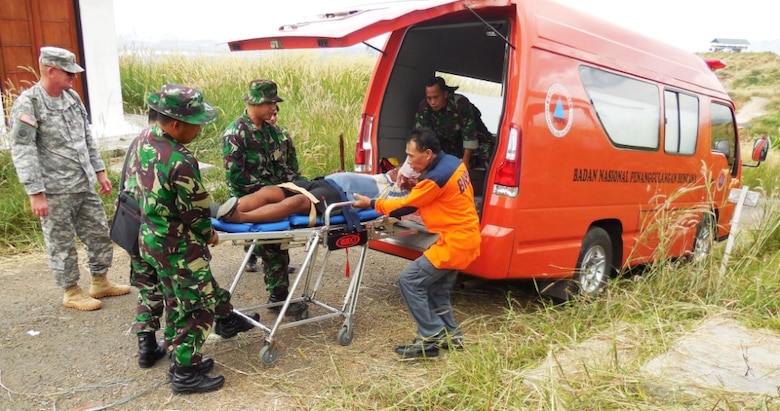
113;0;780;52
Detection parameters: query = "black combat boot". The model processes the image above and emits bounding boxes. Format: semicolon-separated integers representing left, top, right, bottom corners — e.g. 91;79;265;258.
214;312;259;339
245;254;259;272
170;364;224;394
137;331;166;368
394;338;440;359
268;291;307;316
167;357;215;380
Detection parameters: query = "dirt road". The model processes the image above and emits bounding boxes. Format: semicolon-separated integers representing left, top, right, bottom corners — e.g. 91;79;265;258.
0;241;520;410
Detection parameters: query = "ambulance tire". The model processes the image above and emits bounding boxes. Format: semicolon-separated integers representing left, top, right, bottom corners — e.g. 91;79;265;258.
691;212;714;263
573;227;612;298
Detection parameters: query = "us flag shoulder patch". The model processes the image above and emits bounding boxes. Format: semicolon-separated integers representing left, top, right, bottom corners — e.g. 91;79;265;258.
19;113;37;127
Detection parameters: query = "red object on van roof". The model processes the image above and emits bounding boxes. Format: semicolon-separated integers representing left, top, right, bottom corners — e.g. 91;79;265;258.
704;58;727;71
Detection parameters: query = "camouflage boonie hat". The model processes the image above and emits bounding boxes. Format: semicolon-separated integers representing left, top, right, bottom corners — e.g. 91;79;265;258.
147;84;217;125
243;79;284;105
39;46;84;74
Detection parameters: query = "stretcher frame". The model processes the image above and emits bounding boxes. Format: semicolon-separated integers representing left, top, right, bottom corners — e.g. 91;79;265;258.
215;201;394;365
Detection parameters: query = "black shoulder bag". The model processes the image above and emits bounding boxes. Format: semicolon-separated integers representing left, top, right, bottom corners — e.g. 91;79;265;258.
109;140;142;256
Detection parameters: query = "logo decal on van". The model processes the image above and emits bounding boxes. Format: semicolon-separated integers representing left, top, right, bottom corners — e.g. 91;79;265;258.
717;169;727;191
545;83;573;138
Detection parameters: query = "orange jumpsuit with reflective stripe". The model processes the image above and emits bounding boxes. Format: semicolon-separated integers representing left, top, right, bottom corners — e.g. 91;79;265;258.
373;153;480;270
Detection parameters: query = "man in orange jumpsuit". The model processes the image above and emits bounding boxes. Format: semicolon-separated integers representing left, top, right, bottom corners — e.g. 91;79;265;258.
353;127;481;359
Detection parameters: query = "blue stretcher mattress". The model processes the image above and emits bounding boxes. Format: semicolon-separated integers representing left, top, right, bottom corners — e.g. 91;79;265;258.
212;209;382;233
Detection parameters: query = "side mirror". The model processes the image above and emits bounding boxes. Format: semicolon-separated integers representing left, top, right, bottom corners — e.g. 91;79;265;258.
744;136;770;168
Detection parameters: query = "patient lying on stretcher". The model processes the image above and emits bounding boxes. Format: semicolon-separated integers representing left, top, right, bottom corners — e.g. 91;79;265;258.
217;161;420;224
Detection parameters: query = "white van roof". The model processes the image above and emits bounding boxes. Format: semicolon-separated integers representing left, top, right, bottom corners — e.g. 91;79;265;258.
228;0;725;95
228;0;466;51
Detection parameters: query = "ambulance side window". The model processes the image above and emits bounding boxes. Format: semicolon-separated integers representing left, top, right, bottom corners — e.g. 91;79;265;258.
579;66;660;150
710;102;739;176
664;90;699;155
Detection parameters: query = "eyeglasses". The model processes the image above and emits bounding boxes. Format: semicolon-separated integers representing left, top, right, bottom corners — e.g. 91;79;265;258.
53;67;77;78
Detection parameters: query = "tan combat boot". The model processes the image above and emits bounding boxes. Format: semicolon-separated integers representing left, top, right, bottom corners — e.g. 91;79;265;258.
63;285;102;311
89;275;131;299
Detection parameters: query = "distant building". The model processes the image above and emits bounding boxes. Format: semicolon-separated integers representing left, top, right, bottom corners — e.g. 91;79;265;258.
709;38;751;53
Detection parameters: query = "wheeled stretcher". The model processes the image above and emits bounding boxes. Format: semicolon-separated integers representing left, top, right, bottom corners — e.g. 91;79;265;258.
213;201;396;365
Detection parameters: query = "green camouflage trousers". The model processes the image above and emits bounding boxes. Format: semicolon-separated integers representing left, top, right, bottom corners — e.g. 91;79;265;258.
251;244;291;297
130;254;175;344
141;251;232;367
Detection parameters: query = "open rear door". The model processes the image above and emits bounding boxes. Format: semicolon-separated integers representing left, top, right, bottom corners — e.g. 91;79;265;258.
228;0;466;51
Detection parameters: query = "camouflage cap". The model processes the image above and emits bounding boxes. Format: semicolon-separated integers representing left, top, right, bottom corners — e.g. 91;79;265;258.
147;84;217;125
243;79;284;105
39;46;84;74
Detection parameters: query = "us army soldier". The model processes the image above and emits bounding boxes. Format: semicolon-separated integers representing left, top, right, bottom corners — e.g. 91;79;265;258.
9;46;130;311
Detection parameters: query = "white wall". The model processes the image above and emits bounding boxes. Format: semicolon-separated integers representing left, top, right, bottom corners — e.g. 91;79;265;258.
0;93;7;148
78;0;139;147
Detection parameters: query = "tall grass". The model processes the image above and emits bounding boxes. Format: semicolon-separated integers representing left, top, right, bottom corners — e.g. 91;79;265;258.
119;50;375;180
0;151;44;251
119;50;375;203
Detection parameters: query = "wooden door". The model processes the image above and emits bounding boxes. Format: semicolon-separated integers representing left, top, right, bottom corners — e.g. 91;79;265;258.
0;0;84;116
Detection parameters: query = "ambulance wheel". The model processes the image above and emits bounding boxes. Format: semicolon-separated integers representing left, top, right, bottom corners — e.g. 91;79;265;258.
691;212;714;263
337;324;354;346
294;308;309;321
574;227;612;297
260;343;280;366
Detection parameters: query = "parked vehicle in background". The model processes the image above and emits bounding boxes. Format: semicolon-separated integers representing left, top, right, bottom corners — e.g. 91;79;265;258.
229;0;769;298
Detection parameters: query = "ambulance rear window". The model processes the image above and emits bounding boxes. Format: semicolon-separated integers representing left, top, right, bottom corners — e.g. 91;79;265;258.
579;66;660;151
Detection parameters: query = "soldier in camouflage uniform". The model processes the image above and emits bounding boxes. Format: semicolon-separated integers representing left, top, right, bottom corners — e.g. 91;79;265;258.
414;76;494;170
221;79;306;316
135;84;257;394
117;109;174;369
9;46;130;311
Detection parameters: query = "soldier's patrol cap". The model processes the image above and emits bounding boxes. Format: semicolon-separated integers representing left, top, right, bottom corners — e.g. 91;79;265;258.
147;84;217;125
39;47;84;74
243;79;284;105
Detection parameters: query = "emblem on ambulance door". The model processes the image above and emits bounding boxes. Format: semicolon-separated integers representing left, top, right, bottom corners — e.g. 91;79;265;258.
717;169;727;191
545;83;573;138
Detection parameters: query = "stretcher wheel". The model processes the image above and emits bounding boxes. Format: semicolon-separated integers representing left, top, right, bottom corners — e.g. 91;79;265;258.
294;308;309;321
337;324;354;346
260;343;280;366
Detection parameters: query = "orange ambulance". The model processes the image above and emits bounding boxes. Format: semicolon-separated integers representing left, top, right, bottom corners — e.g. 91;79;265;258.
229;0;768;296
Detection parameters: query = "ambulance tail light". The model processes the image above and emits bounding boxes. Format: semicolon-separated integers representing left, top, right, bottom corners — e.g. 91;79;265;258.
354;114;374;173
493;125;521;198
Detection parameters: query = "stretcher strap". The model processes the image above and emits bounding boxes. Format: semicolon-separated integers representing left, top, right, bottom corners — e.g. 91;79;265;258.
277;182;318;226
323;178;363;234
